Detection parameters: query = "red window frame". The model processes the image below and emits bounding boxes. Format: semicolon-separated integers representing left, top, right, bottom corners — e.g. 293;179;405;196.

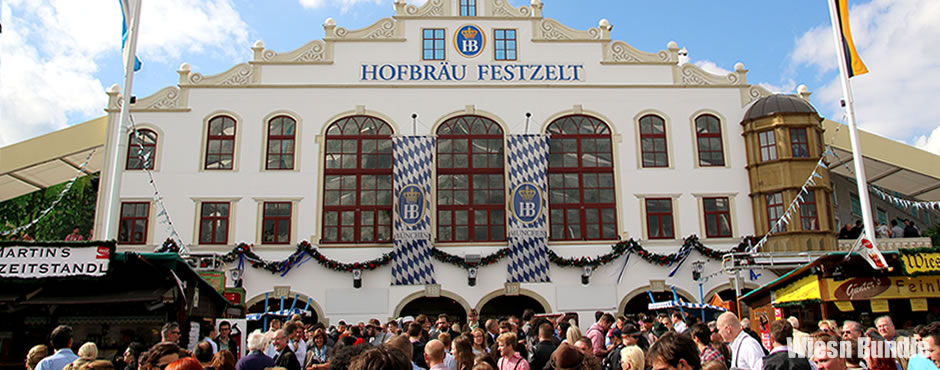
758;130;777;162
639;115;668;168
321;116;394;244
118;202;149;244
125;129;157;170
199;202;230;244
645;198;674;239
262;201;291;244
436;115;505;242
266;116;296;170
547;115;617;241
695;115;725;166
790;128;810;158
766;192;786;232
205;115;237;170
799;191;818;231
703;197;732;238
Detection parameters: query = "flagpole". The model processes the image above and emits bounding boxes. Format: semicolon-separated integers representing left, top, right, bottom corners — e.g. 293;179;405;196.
102;0;142;240
826;0;877;250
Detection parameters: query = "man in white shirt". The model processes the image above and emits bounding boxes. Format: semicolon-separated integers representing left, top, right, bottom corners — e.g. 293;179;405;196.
717;312;764;370
672;313;688;334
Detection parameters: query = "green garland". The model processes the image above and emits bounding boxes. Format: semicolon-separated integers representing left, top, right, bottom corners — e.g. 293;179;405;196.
159;234;753;274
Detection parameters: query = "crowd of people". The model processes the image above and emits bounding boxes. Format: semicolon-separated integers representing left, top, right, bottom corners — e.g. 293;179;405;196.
838;219;923;239
23;310;940;370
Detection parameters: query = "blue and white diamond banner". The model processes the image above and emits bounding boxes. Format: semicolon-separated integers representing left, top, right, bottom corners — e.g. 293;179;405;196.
391;136;437;285
506;134;551;283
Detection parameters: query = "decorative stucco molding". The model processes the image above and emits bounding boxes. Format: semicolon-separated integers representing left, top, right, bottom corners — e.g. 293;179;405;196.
673;63;745;86
532;18;610;42
487;0;536;18
602;40;676;64
740;85;773;107
252;40;332;64
325;17;404;41
105;83;189;113
394;0;449;17
181;63;259;87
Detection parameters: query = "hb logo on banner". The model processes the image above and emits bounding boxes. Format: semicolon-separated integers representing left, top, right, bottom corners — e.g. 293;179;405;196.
454;25;485;58
398;184;425;225
511;183;543;223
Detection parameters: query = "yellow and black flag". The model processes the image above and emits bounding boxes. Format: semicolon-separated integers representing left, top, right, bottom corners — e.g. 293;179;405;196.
834;0;868;77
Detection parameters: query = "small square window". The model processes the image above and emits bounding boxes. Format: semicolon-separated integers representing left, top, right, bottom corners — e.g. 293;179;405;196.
494;29;517;61
646;198;674;239
423;28;445;61
460;0;476;16
262;202;291;244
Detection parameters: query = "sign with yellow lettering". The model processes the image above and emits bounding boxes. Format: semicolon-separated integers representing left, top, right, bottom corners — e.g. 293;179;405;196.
870;299;890;312
900;250;940;276
775;275;821;304
825;276;940;301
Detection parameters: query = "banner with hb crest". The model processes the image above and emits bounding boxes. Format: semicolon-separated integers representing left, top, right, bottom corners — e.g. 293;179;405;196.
506;135;551;283
391;136;437;285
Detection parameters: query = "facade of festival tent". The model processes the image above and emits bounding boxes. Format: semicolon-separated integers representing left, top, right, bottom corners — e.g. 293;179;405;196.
77;0;939;330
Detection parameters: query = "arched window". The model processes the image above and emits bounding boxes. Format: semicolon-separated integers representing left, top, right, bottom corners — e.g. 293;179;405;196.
205;115;236;170
546;115;617;240
322;116;393;243
639;115;668;168
266;116;296;170
125;129;157;170
694;114;725;166
436;115;505;242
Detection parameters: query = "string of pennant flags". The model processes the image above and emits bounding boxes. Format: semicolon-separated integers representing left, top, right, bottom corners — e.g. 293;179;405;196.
0;149;97;237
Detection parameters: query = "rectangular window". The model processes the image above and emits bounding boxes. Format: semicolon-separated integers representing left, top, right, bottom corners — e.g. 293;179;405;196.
262;202;291;244
645;198;674;239
118;202;149;244
758;130;777;162
199;202;230;244
850;193;861;216
790;128;809;158
460;0;476;16
703;197;732;238
494;29;517;61
799;191;818;231
422;29;445;60
766;192;785;232
876;208;887;225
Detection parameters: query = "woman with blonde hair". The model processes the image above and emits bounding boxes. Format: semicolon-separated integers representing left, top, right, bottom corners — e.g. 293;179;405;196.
64;342;98;370
619;346;644;370
565;323;581;344
470;328;489;355
26;344;50;370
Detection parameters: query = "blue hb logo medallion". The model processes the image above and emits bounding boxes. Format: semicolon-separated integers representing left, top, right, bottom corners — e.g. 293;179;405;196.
454;24;485;58
398;184;426;226
511;183;542;224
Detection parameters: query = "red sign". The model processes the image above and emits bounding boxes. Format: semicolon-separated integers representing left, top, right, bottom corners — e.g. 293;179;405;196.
832;276;891;301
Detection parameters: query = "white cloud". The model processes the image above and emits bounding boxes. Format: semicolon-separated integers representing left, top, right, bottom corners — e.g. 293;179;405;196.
694;60;732;76
758;80;798;95
914;125;940;155
0;0;250;146
790;0;940;153
299;0;386;12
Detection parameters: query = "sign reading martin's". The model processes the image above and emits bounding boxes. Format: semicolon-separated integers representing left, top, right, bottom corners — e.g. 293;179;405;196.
0;244;111;278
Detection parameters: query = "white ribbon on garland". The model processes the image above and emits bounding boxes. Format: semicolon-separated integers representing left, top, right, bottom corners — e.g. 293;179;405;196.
1;149;97;237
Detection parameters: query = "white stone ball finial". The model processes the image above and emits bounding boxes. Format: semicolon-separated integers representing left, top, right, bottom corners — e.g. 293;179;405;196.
108;84;120;93
798;84;809;94
599;19;610;28
667;41;678;50
179;63;191;71
734;62;746;72
324;17;335;26
531;0;541;5
253;40;264;49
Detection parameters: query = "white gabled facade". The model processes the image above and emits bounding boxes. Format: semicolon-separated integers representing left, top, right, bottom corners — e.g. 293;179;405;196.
96;0;776;325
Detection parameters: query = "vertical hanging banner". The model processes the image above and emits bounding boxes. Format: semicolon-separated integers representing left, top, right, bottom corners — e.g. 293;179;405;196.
391;136;437;285
506;135;551;283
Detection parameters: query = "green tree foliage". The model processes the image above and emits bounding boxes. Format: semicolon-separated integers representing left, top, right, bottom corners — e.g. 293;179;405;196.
924;223;940;247
0;174;98;240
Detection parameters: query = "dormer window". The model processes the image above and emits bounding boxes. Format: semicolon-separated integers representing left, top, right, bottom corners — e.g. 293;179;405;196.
460;0;477;16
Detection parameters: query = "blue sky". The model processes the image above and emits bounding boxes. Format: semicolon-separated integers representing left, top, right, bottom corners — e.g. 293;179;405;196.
2;0;939;154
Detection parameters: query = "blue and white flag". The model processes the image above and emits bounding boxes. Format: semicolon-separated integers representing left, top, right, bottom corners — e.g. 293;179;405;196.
391;136;436;285
119;0;142;72
506;135;551;283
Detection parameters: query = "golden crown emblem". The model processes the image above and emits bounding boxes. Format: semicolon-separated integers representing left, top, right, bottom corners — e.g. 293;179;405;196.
460;27;478;39
518;186;537;201
403;188;421;202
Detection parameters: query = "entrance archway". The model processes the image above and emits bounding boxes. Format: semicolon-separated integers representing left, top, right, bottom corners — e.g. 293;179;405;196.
619;287;696;317
245;293;324;332
398;297;468;325
477;290;549;321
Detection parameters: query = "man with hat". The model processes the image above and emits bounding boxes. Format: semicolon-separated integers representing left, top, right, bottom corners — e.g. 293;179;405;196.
550;342;584;370
602;327;626;370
